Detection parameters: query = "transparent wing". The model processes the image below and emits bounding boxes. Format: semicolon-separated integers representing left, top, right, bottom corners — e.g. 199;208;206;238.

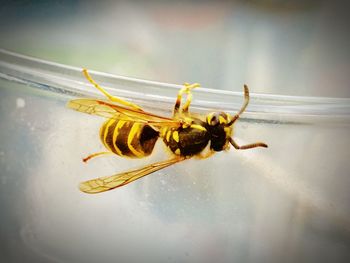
79;157;186;193
67;98;181;127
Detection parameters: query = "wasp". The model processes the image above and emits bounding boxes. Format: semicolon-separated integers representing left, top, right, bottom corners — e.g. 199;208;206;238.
67;69;268;194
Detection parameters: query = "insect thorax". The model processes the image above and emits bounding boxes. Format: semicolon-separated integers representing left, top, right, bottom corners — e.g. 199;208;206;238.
161;119;210;157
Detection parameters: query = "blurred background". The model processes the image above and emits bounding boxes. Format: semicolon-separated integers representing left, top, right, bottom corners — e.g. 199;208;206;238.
0;0;349;97
1;1;350;263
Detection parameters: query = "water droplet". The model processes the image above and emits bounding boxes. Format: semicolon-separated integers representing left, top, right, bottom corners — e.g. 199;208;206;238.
16;98;25;108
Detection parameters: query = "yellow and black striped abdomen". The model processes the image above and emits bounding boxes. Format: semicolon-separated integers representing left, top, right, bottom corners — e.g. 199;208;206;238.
100;118;159;158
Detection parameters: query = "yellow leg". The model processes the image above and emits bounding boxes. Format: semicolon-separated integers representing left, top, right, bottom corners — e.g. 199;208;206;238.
82;69;143;111
83;151;112;163
173;82;200;117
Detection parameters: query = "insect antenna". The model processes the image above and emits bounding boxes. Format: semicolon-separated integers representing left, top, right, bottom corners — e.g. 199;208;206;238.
229;137;268;150
226;85;249;126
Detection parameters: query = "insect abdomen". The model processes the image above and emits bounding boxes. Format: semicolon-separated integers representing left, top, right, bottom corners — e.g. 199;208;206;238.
100;118;159;158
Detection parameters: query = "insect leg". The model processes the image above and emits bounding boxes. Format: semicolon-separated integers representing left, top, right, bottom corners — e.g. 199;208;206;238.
195;149;215;159
227;85;250;125
173;82;200;116
82;151;112;163
229;137;268;150
82;69;143;111
181;83;200;114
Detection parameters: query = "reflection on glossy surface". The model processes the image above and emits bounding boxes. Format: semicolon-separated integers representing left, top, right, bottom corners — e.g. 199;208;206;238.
1;78;350;263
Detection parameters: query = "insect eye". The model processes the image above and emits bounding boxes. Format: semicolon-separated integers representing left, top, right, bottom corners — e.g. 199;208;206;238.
207;113;220;126
218;113;228;125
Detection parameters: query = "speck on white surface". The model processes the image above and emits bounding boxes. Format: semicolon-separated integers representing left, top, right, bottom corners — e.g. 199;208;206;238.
16;98;25;108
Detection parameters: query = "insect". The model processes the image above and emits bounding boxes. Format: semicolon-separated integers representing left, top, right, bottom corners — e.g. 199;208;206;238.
67;69;268;194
